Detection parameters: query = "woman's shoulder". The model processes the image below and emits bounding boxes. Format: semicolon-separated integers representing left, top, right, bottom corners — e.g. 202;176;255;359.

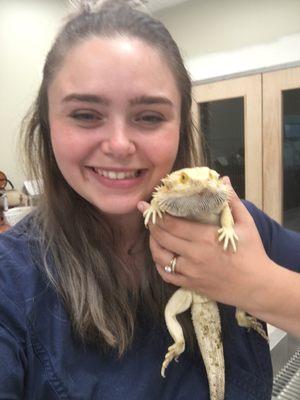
0;214;36;261
0;215;49;312
242;200;300;272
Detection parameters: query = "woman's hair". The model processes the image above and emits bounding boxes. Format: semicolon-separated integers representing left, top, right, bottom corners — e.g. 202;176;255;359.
22;0;202;355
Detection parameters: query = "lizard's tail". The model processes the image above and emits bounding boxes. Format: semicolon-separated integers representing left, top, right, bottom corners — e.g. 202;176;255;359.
191;298;225;400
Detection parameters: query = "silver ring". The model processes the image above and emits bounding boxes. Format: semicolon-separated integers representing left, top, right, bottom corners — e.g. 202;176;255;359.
164;256;177;274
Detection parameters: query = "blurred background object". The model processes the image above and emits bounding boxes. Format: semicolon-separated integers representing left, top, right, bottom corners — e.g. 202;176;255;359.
3;206;33;227
0;171;34;231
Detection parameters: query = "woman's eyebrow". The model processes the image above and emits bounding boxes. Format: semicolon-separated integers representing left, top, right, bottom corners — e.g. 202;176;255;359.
62;93;110;105
129;95;174;106
61;93;174;107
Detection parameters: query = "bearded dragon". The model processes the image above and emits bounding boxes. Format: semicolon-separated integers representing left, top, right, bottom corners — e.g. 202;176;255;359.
143;167;268;400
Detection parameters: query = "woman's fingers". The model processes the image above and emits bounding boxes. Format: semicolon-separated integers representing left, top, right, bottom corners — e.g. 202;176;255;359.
150;234;181;274
222;176;253;225
149;222;194;258
149;236;188;286
138;200;217;243
138;196;245;294
155;263;189;287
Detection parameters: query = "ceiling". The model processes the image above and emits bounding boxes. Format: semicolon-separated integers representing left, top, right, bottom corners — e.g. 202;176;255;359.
142;0;189;12
68;1;189;13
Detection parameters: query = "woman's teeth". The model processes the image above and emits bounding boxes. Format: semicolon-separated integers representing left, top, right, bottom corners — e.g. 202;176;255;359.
93;168;140;180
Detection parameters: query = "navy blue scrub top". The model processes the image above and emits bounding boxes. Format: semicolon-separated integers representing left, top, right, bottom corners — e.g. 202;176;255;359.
1;201;300;399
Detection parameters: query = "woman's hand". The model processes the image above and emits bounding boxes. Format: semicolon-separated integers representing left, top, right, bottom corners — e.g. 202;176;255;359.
137;179;274;311
138;179;300;337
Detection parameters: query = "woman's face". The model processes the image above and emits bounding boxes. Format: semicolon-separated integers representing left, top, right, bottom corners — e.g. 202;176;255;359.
48;36;181;216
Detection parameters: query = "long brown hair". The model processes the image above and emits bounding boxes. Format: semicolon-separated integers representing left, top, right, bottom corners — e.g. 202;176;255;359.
22;0;202;355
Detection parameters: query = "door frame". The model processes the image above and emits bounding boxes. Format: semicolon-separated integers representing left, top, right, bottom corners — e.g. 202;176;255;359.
262;66;300;223
192;75;263;209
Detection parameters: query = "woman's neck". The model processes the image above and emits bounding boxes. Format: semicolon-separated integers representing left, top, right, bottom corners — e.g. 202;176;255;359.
105;209;145;256
105;210;147;289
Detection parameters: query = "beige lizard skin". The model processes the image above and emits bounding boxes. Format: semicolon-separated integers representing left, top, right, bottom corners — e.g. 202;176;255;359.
143;167;268;400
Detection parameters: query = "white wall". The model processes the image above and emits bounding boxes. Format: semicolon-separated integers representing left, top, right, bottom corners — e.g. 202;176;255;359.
2;0;300;188
0;0;69;189
154;0;300;81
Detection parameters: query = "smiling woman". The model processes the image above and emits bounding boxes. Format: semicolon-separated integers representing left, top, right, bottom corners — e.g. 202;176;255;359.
0;1;279;399
48;35;181;216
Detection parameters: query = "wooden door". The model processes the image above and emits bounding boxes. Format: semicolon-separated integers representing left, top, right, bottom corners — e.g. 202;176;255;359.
263;66;300;226
192;75;263;209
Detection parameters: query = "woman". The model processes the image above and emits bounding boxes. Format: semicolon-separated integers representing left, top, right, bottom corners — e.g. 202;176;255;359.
0;1;299;399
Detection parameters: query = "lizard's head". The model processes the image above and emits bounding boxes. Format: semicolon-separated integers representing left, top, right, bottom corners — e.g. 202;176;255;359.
153;167;231;217
159;167;228;197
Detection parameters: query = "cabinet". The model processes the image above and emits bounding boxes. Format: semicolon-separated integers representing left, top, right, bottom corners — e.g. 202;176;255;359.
192;66;300;230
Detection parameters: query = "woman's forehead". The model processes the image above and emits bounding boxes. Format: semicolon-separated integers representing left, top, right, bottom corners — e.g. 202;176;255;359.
48;36;181;104
59;36;172;74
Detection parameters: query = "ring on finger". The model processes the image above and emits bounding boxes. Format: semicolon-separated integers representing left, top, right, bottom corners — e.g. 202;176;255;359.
164;255;177;274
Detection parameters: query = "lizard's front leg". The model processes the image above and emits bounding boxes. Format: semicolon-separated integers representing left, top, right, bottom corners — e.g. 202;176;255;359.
143;199;164;226
218;202;238;252
162;287;193;377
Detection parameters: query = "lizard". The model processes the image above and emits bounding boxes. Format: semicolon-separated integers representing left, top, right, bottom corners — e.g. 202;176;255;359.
143;166;268;400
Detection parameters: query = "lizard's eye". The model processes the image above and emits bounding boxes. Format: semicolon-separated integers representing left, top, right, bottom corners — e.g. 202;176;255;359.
179;172;189;184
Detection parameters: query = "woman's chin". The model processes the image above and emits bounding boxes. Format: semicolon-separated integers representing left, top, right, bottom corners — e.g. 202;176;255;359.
93;201;142;218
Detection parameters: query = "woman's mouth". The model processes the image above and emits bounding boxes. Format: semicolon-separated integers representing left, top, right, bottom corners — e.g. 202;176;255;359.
90;167;143;180
87;167;147;189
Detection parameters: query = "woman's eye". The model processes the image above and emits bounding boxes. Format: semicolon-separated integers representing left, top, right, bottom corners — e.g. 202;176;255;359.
134;113;165;125
71;112;98;121
69;111;104;126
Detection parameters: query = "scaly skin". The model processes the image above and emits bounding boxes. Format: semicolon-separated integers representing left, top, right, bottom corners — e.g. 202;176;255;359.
143;167;268;400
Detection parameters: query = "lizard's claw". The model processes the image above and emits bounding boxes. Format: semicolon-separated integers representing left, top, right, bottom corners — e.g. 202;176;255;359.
143;205;164;227
218;227;238;252
161;341;185;377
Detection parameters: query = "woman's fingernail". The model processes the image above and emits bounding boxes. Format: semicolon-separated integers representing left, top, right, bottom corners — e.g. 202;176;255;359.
137;201;147;213
222;176;231;185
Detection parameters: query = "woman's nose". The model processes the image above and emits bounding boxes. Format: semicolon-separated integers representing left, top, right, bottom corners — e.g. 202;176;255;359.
101;122;136;158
